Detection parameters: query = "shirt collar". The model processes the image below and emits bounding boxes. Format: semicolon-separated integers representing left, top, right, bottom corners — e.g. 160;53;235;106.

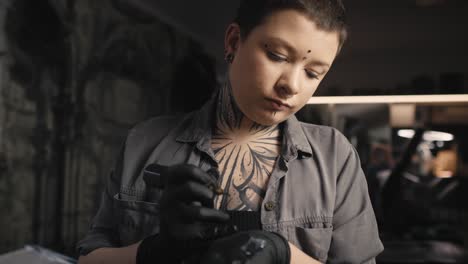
175;94;216;158
176;95;313;159
281;114;313;160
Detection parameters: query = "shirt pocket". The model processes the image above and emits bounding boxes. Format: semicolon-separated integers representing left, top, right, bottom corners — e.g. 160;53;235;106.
289;222;333;263
113;193;160;246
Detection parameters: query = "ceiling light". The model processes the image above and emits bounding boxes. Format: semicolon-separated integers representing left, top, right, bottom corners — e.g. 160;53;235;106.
397;129;454;142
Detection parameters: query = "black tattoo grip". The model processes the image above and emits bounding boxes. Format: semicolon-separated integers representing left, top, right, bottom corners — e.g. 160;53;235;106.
143;163;168;188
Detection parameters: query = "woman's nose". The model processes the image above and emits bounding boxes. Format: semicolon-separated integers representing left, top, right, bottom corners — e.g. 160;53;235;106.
275;68;301;99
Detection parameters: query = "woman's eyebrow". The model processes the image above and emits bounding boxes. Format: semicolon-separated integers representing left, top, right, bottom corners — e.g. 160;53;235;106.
308;60;330;69
265;37;330;68
265;36;297;54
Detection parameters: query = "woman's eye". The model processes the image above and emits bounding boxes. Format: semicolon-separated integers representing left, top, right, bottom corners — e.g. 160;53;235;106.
305;70;319;80
267;51;287;62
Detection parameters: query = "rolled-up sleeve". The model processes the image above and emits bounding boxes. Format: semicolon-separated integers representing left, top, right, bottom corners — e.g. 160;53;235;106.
76;146;124;256
328;142;384;263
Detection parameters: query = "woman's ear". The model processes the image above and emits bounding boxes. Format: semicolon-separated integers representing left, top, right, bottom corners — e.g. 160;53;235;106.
224;23;241;56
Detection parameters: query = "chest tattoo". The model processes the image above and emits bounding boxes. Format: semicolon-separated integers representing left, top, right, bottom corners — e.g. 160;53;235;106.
212;125;281;211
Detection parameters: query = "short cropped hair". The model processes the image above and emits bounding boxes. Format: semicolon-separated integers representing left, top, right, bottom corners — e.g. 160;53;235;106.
234;0;348;53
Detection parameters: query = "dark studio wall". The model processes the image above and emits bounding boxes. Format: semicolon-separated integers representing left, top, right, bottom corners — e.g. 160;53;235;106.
318;1;468;96
0;0;216;255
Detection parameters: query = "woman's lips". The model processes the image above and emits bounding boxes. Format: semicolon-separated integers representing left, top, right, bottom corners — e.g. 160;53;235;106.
266;98;291;111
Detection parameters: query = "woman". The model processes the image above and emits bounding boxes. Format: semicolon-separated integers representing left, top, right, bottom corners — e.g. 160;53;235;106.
77;0;383;263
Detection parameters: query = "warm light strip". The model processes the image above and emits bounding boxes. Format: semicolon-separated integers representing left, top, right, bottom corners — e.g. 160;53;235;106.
307;94;468;104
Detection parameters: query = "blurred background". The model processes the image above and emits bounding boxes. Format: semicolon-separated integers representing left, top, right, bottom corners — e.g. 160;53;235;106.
0;0;467;263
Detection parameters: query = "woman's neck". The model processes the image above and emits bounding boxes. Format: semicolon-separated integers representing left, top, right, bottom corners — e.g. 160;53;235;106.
214;79;279;140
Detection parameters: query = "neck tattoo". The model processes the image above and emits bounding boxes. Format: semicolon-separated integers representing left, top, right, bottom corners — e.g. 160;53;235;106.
211;79;282;211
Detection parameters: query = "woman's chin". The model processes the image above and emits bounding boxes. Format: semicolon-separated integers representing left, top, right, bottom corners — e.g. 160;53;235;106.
250;111;289;126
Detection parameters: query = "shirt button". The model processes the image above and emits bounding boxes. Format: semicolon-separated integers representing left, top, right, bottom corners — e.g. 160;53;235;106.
264;201;276;211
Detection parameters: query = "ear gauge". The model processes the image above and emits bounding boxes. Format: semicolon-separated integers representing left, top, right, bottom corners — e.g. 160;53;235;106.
225;53;235;64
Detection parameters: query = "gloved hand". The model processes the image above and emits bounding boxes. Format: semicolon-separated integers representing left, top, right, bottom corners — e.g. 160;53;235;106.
136;164;230;264
200;230;291;264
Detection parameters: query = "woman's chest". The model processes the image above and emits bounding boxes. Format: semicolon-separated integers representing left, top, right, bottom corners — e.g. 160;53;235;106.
211;139;281;211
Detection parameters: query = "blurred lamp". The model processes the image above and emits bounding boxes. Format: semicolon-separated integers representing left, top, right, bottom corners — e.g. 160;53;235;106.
398;129;454;142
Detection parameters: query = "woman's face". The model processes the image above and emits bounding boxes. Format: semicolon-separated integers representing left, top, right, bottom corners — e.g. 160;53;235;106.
226;9;340;126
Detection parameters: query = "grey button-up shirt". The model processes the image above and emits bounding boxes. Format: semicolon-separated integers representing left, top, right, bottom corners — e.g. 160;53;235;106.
77;97;384;263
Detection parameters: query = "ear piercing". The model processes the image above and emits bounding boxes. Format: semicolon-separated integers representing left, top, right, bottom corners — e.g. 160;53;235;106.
225;53;235;64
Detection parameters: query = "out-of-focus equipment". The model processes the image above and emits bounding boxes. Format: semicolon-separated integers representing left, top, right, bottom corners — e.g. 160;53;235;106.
0;245;76;264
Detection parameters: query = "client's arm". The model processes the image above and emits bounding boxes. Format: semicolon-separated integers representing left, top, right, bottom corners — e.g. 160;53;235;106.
78;242;140;264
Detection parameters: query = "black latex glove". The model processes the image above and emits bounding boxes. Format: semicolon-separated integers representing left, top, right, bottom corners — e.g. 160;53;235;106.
200;230;291;264
137;164;230;264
